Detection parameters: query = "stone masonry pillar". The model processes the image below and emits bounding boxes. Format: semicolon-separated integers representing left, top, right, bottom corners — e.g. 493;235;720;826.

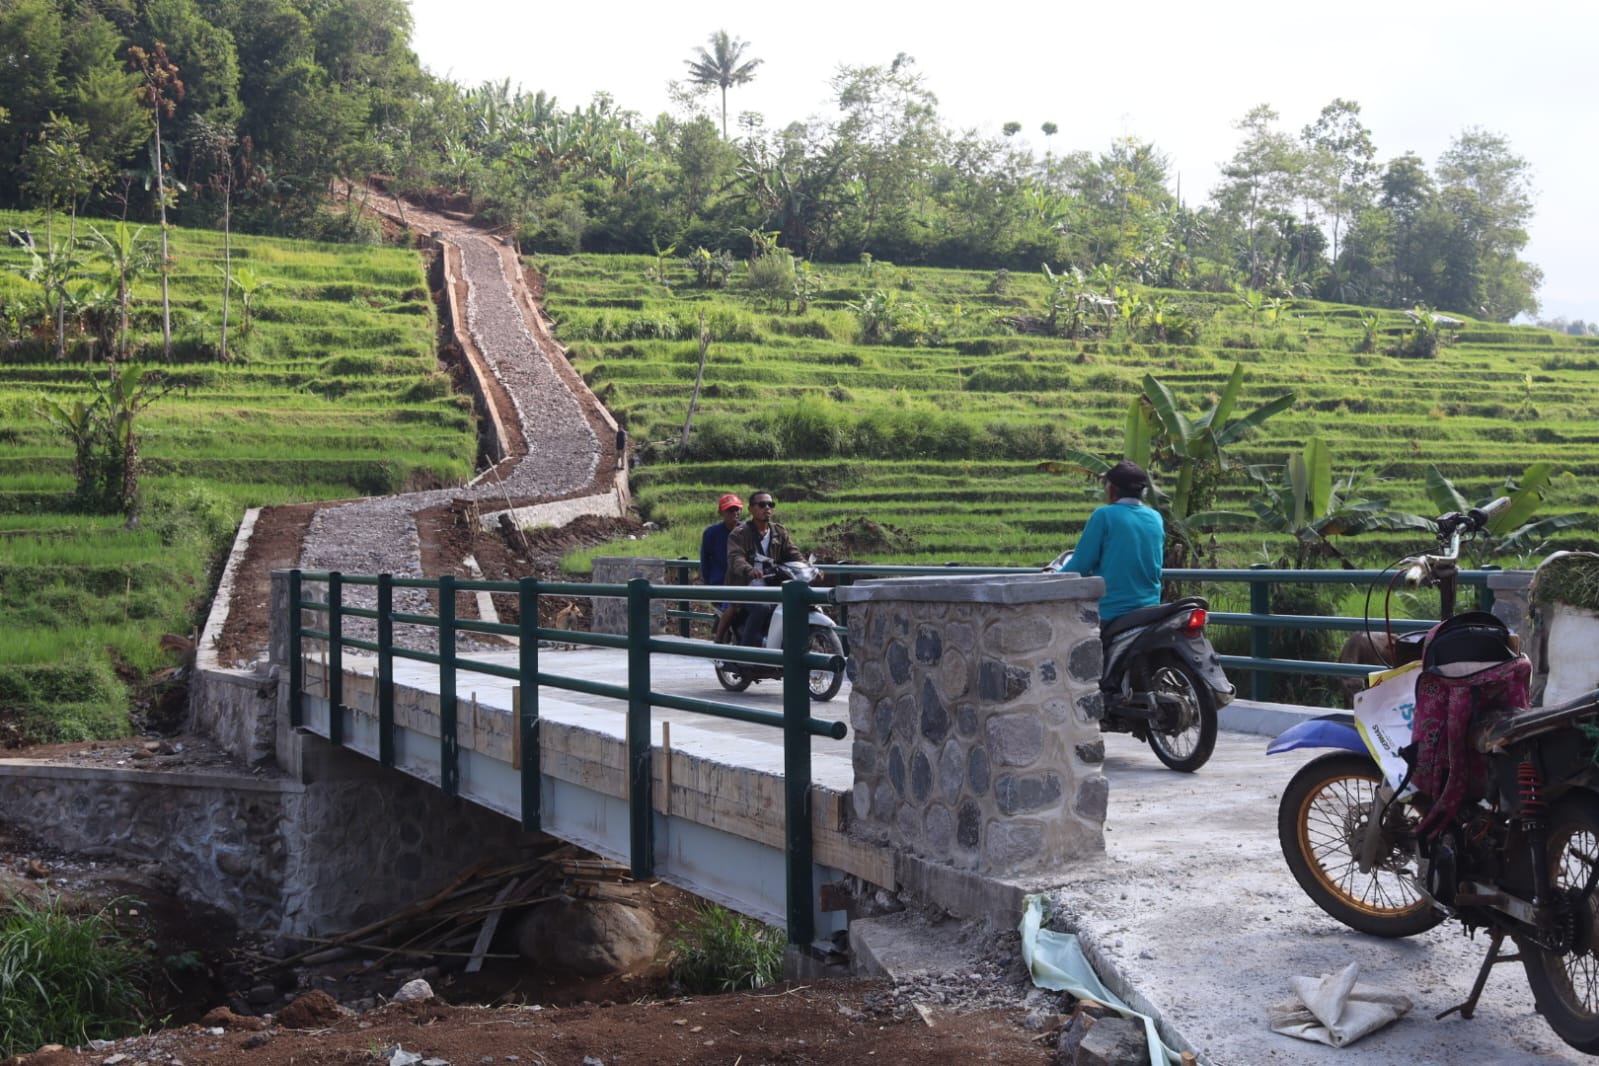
589;557;670;634
835;572;1107;878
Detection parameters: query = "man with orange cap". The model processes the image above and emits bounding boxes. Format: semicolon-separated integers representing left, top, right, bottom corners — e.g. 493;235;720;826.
701;493;743;586
701;493;743;639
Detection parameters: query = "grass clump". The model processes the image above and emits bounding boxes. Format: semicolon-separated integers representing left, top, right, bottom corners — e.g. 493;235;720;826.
1531;552;1599;612
668;904;784;993
0;893;151;1056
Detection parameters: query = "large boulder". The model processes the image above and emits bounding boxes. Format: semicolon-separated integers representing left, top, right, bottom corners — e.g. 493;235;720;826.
514;893;660;976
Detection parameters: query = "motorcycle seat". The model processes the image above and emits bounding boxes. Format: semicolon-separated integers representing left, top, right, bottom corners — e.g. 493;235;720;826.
1475;688;1599;752
1100;596;1209;642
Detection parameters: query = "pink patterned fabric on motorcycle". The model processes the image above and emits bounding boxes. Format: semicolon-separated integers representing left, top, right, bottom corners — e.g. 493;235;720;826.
1412;655;1529;836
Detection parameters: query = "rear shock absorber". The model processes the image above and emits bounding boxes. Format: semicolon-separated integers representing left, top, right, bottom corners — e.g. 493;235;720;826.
1518;760;1547;819
1518;756;1552;904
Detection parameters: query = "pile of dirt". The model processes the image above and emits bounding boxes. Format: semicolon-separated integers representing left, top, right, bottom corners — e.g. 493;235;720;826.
420;501;648;631
812;516;917;563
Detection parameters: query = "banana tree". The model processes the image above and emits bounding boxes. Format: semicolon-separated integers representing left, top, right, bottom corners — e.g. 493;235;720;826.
1246;438;1432;567
1424;463;1585;564
96;360;175;522
1040;361;1288;568
229;267;269;337
1135;361;1295;523
13;230;76;357
36;395;104;511
86;223;153;358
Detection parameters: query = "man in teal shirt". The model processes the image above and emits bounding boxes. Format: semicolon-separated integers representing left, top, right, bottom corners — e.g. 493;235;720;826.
1054;460;1164;623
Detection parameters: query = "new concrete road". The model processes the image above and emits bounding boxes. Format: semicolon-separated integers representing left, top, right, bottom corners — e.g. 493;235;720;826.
1060;726;1588;1064
528;646;1585;1062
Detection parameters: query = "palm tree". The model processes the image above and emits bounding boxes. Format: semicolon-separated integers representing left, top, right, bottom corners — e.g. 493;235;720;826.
685;30;762;139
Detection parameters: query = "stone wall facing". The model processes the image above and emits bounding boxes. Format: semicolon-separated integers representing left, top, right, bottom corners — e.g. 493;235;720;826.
0;762;297;932
836;573;1107;877
0;750;543;942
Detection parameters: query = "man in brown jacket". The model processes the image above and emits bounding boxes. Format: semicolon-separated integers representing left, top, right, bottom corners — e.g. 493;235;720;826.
726;491;805;645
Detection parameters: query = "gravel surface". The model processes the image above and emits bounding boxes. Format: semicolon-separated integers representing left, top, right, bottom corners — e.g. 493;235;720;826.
295;207;606;651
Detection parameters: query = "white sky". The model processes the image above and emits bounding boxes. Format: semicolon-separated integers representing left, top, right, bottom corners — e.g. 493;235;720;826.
406;0;1596;324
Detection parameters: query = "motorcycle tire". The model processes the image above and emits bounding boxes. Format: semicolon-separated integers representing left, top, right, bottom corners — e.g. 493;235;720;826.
1519;790;1599;1053
807;625;846;702
712;627;752;692
1143;654;1217;773
1278;751;1443;938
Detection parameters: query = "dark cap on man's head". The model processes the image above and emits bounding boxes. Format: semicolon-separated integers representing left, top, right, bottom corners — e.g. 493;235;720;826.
1103;460;1149;495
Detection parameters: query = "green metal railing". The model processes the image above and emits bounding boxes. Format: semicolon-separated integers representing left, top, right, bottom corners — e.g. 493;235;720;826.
666;558;1498;701
286;570;846;944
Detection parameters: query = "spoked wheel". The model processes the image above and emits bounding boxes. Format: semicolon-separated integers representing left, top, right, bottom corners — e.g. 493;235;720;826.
1278;752;1443;938
1143;655;1217;772
807;625;846;702
713;626;751;692
1521;791;1599;1053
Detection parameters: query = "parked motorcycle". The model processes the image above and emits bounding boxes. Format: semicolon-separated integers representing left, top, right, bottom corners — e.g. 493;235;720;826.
1269;497;1599;1052
713;556;846;702
1048;550;1233;771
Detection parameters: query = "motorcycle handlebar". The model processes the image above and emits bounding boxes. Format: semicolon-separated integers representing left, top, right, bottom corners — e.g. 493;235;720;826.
1434;496;1511;538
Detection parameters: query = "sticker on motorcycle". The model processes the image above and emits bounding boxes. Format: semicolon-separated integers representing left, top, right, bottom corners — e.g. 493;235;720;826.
1352;660;1422;797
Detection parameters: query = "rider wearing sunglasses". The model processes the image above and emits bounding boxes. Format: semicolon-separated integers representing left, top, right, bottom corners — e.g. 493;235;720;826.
726;493;807;645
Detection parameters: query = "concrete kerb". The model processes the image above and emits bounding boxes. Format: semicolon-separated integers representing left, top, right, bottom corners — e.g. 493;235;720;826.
1218;697;1320;738
195;506;261;672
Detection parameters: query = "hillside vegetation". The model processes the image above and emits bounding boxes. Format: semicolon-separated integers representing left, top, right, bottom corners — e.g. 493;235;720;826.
0;209;474;743
542;253;1599;571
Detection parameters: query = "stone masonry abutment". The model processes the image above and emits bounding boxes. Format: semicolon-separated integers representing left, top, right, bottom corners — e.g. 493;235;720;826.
836;572;1108;917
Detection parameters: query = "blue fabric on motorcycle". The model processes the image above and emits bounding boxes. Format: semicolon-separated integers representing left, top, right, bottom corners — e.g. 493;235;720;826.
1412;613;1527;837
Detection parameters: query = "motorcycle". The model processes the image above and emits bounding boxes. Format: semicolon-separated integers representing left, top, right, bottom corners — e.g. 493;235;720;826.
1269;497;1599;1052
713;556;846;702
1051;550;1234;772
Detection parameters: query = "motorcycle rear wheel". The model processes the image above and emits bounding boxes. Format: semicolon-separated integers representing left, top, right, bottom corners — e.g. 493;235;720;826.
1278;752;1442;938
1143;655;1217;772
1520;790;1599;1053
807;625;846;702
713;627;752;692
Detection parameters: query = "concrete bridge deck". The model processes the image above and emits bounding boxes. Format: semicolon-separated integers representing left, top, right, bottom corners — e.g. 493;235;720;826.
295;643;879;941
300;643;1585;1063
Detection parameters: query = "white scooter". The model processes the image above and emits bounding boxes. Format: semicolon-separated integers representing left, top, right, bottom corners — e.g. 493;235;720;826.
713;556;845;701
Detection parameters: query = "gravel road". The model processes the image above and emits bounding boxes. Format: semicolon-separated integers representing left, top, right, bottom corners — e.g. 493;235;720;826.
296;205;607;648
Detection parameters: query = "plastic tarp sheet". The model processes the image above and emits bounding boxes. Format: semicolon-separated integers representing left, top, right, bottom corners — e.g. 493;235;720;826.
1020;894;1184;1065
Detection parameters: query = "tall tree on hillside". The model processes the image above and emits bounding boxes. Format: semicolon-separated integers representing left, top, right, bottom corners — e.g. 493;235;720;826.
1070;137;1173;280
830;53;945;255
0;0;67;198
1434;127;1540;321
1301;98;1375;283
190;117;243;359
686;30;762;139
1212;104;1302;287
1352;151;1435;305
129;41;184;359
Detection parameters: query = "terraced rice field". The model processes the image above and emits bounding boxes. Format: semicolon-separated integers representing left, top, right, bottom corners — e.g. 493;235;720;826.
540;253;1599;570
0;211;476;741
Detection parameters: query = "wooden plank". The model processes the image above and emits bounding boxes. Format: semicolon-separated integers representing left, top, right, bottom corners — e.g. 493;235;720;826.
511;686;522;770
465;876;522;974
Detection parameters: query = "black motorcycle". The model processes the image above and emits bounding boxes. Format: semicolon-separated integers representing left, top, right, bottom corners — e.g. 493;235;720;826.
1270;498;1599;1053
1095;595;1233;772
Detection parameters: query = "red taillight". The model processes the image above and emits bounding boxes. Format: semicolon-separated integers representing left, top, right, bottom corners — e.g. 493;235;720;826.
1180;608;1207;636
